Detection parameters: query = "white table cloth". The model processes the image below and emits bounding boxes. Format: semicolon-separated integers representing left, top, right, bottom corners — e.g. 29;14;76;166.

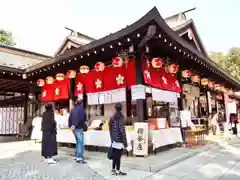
149;128;183;150
31;127;135;151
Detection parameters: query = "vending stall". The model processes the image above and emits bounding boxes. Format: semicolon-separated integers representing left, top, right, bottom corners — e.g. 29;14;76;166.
28;7;240;155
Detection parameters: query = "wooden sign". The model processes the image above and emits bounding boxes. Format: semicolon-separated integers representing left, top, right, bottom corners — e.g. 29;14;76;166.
133;122;148;156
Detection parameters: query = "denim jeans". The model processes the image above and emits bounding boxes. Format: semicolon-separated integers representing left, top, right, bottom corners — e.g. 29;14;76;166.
74;129;84;161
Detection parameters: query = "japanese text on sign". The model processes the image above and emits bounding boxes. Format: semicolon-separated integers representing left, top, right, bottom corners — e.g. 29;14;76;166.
133;122;148;156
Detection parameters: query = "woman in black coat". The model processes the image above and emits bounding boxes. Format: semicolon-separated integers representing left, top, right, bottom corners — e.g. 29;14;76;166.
41;103;57;164
109;103;127;176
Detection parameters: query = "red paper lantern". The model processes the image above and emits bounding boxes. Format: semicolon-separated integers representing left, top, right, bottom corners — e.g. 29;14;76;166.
168;64;179;74
112;57;124;68
182;70;191;78
191;75;200;83
37;79;45;87
208;81;214;88
151;57;163;68
46;76;54;84
201;78;209;86
67;70;76;78
79;65;90;74
56;73;65;81
95;62;105;72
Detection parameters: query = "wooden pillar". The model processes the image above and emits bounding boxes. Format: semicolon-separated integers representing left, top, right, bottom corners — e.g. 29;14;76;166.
24;93;28;123
135;51;147;122
206;91;211;115
69;78;75;111
134;25;156;122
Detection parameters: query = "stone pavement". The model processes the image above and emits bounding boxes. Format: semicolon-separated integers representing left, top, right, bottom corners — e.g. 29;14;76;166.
60;142;216;173
0;141;105;180
86;136;240;180
0;136;240;180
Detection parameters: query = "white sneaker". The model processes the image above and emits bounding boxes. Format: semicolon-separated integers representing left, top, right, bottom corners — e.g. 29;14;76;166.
47;158;56;164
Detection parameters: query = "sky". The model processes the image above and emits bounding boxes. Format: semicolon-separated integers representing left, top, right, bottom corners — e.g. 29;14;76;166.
0;0;239;56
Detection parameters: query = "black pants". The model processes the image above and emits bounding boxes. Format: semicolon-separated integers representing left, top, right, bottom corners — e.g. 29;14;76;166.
181;127;188;143
212;125;217;135
232;122;238;135
112;148;122;171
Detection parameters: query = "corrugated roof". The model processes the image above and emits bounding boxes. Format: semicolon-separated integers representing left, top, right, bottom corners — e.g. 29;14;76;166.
0;44;52;70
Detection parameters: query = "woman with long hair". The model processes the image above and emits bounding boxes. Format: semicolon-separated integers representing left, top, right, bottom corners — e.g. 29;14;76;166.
41;103;58;164
109;103;127;176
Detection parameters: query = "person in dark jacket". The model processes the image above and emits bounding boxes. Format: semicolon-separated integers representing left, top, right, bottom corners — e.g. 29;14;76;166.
230;113;238;135
109;103;127;176
41;103;57;164
68;100;86;164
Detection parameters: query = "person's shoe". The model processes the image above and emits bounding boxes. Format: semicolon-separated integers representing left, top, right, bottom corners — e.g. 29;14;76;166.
47;158;56;164
76;160;86;164
116;171;127;176
111;169;116;175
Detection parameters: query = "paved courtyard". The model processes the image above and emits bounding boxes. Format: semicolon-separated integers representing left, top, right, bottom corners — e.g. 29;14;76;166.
0;137;240;179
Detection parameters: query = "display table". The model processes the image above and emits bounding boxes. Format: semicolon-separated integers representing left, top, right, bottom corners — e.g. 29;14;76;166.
149;128;183;151
31;127;135;151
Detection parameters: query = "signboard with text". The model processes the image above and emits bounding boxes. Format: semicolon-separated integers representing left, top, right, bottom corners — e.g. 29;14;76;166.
133;122;148;156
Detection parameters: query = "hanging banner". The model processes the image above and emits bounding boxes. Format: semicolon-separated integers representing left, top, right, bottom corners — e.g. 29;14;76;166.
53;78;70;101
87;93;99;105
152;88;178;103
98;92;105;104
133;122;148;156
111;88;126;103
131;85;146;100
104;91;112;104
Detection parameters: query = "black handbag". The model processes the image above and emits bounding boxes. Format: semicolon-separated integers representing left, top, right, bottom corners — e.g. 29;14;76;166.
107;145;113;160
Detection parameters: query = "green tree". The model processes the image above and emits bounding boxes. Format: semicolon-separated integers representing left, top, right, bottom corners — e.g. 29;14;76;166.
209;47;240;81
0;29;15;46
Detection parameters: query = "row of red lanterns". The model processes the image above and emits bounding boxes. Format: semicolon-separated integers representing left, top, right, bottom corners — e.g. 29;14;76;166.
151;57;179;74
37;56;126;87
36;56;233;95
181;70;232;94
